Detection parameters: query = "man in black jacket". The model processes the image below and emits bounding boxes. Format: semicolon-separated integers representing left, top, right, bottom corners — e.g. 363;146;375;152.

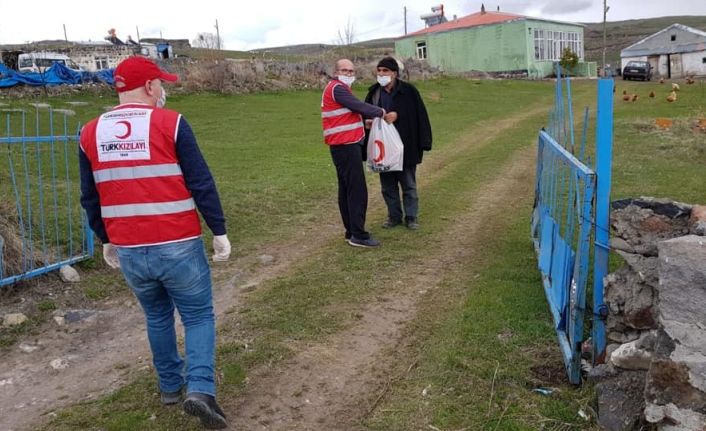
365;57;432;230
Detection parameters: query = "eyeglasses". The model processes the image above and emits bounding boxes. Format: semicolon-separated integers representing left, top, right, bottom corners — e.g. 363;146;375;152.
337;68;355;74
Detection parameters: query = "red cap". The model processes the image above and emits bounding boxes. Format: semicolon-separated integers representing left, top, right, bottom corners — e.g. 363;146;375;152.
113;56;178;93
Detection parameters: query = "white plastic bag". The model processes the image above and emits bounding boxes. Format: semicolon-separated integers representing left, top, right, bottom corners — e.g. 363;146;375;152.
367;117;404;172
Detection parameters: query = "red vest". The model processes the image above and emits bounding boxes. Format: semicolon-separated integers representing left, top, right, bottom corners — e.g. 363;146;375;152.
80;103;201;246
321;80;365;145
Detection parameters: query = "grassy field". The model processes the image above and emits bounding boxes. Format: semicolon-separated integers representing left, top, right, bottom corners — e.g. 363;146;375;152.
1;75;704;430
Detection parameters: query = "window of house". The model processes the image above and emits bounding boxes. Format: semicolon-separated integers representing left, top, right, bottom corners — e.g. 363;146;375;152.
534;29;545;60
416;41;427;60
671;34;676;41
702;57;706;64
95;56;109;70
532;29;583;61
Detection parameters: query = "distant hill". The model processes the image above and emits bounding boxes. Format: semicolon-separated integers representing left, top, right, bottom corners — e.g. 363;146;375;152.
245;16;705;67
8;16;702;70
249;37;396;57
582;15;706;67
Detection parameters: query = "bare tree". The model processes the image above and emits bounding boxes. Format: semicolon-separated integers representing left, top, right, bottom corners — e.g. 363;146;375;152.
192;32;223;50
336;17;356;46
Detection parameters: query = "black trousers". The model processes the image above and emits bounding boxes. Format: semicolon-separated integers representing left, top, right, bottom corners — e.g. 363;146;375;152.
330;141;370;240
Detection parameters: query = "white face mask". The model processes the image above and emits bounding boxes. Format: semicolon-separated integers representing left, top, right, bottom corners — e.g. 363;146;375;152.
377;75;392;87
338;75;356;87
157;88;167;108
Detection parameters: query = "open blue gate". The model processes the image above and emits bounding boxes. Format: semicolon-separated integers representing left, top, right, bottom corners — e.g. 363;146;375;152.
531;68;614;384
1;106;94;287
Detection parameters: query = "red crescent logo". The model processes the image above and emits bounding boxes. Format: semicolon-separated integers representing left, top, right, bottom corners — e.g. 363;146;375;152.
373;139;385;163
114;120;132;139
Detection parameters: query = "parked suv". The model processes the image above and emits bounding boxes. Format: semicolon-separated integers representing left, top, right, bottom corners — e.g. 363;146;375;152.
622;61;652;81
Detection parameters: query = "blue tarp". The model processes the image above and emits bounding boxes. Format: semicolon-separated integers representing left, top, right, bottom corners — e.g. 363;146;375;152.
0;62;114;88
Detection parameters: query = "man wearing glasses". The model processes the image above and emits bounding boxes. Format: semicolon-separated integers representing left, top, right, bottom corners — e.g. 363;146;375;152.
321;59;395;248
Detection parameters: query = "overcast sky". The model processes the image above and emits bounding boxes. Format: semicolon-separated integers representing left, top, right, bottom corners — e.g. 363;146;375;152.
1;0;704;50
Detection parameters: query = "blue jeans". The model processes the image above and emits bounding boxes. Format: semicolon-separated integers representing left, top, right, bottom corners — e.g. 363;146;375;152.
379;165;418;222
116;238;216;396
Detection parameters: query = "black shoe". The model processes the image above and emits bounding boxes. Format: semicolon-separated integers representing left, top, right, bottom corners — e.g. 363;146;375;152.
405;217;420;230
347;236;381;248
183;392;228;429
382;218;403;229
160;388;183;405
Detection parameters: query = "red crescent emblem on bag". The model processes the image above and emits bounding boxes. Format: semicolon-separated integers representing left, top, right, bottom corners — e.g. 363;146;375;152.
374;139;385;163
114;120;132;139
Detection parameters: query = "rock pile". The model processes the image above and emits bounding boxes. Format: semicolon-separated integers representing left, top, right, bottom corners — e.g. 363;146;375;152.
590;197;706;431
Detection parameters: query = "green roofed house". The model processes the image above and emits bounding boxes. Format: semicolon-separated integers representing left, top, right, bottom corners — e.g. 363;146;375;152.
395;4;597;78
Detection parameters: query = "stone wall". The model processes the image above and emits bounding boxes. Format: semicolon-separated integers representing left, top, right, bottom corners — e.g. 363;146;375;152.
0;57;444;97
590;197;706;431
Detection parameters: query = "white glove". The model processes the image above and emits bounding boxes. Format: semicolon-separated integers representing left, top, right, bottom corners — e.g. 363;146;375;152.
103;243;120;269
212;235;231;262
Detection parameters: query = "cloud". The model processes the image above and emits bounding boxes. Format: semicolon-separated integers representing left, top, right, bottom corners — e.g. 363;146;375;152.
540;0;595;15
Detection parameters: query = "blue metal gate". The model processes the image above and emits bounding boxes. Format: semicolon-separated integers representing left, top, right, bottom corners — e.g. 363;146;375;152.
0;107;94;287
531;69;613;384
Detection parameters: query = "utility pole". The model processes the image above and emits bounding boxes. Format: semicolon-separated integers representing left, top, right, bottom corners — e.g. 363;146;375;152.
404;6;407;35
136;26;141;43
602;0;609;76
215;19;221;50
63;24;68;43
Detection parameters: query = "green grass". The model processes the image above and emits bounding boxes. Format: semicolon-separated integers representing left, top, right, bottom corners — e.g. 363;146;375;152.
9;76;703;430
37;299;56;311
610;79;706;202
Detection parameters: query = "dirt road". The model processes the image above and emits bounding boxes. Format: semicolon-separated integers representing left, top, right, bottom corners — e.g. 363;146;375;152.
0;105;543;431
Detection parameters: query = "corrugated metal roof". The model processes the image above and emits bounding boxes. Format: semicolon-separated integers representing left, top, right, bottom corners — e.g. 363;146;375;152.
405;11;524;36
621;23;706;56
399;10;582;39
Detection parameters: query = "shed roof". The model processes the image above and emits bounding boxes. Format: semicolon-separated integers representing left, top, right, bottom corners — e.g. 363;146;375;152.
621;23;706;57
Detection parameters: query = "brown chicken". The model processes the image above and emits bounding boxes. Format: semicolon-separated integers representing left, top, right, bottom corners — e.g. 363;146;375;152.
622;89;628;95
631;94;639;102
666;91;677;102
649;91;655;98
659;78;665;84
623;94;631;101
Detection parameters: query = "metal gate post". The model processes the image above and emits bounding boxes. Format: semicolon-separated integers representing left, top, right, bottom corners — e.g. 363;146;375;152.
592;78;614;364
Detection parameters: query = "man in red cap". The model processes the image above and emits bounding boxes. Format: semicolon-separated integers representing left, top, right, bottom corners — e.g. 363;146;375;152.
79;56;230;429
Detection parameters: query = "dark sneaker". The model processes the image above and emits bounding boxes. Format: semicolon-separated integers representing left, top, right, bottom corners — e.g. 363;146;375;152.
347;236;381;248
405;218;420;230
160;388;183;405
382;218;403;229
183;392;228;429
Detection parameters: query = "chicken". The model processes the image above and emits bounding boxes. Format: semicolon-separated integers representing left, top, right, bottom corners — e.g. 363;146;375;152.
623;94;631;101
672;83;680;91
659;78;665;84
631;94;639;102
666;91;677;102
622;89;628;95
686;76;695;85
649;91;655;98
